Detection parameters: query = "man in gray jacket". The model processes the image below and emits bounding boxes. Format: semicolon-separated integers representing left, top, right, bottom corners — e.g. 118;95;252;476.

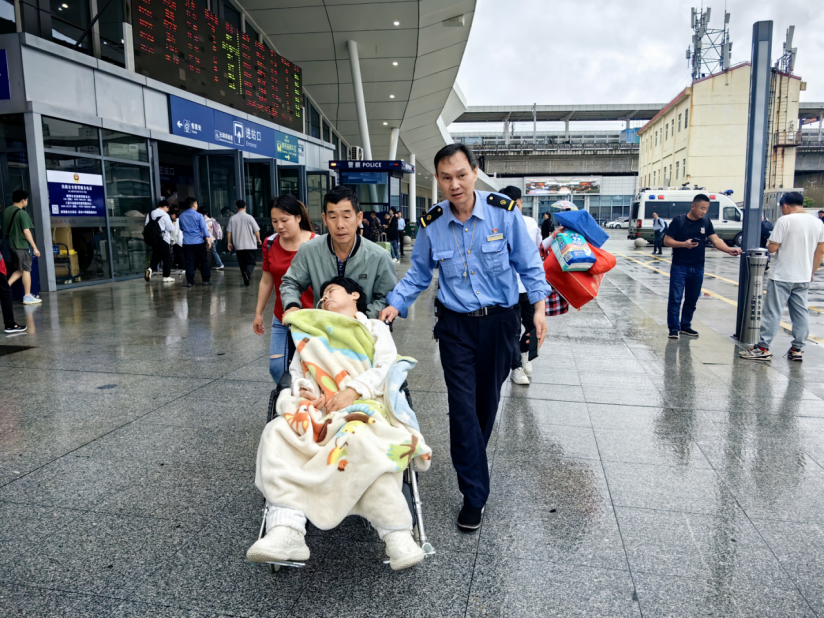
281;186;397;319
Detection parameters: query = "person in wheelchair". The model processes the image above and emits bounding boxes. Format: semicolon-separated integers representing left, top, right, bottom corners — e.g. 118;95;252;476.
248;276;432;570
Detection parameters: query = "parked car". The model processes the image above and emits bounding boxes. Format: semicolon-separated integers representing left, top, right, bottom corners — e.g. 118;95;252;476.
605;217;630;229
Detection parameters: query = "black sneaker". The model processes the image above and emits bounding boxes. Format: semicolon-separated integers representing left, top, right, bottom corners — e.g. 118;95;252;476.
668;329;679;339
787;347;803;362
457;504;484;532
186;282;195;288
242;271;251;286
202;281;212;286
4;323;26;334
680;328;699;338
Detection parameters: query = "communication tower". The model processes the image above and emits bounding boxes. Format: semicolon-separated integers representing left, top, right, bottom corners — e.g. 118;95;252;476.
685;7;732;81
774;26;797;73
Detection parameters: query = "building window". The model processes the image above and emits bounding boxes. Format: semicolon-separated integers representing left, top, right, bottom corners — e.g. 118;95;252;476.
678;114;682;132
665;124;668;140
669;165;672;183
42;117;100;154
308;103;321;139
246;21;259;40
222;1;241;31
653;170;656;185
676;161;679;179
672;120;675;136
685;109;689;128
683;159;686;177
655;131;658;146
322;121;330;143
332;133;339;157
50;0;93;53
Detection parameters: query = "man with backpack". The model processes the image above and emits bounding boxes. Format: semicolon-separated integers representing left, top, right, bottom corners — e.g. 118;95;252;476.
1;190;41;304
652;212;667;255
144;200;175;282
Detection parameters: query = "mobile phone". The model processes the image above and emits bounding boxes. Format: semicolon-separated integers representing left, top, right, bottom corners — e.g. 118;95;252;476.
691;238;703;245
527;327;539;361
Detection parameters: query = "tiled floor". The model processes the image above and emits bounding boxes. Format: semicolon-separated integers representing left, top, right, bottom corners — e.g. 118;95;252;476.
2;231;824;616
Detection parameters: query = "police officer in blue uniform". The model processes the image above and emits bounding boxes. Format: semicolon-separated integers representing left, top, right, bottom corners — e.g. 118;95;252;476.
380;144;550;531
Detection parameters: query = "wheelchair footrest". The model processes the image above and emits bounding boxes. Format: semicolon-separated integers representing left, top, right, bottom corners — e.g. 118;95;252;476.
264;560;306;568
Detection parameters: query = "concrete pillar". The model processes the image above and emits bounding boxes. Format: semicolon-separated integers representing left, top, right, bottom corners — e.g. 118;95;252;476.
346;40;372;160
431;174;438;206
388;127;400;160
23;112;56;293
409;153;416;221
565;117;570;140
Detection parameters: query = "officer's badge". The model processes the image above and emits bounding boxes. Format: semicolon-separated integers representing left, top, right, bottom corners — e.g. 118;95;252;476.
488;193;515;211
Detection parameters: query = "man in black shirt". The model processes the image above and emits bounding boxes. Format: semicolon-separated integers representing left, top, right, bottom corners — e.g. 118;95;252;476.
540;212;554;239
664;194;741;339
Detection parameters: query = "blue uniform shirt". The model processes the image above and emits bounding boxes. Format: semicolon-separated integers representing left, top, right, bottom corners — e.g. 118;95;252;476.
387;191;550;315
178;209;210;245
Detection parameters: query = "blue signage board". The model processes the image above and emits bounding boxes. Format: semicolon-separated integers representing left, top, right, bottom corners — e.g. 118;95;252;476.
0;50;10;100
276;132;299;162
170;95;296;161
46;171;105;217
341;171;385;185
330;160;415;174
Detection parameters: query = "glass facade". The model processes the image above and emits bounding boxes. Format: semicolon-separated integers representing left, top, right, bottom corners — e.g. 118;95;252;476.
50;0;92;53
43;117;153;285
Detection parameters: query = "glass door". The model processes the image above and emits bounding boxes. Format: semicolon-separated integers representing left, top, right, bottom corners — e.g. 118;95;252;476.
277;165;305;204
245;159;275;238
306;171;329;234
195;151;242;264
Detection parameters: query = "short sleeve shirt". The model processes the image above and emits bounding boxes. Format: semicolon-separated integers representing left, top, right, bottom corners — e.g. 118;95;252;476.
665;214;715;268
226;212;261;250
2;207;34;250
262;233;316;320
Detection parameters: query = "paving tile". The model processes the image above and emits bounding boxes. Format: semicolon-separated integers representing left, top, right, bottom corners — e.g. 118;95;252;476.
593;427;712;468
499;396;591;428
466;556;641;618
583;386;667;407
0;581;118;618
109;601;230;617
506;383;586;403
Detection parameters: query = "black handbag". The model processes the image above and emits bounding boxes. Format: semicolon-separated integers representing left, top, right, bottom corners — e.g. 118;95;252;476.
1;207;20;265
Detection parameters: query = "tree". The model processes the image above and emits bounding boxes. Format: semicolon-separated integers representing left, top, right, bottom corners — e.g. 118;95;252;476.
803;196;816;208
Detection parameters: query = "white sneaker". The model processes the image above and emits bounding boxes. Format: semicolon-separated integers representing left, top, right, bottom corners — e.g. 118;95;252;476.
215;265;224;270
510;367;530;385
521;352;533;375
144;267;152;282
246;526;310;563
383;530;425;570
22;294;41;305
162;277;175;282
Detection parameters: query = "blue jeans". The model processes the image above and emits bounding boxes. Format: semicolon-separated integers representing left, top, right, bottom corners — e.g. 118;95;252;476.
667;265;704;330
390;240;399;260
211;246;224;267
269;316;290;384
653;231;664;254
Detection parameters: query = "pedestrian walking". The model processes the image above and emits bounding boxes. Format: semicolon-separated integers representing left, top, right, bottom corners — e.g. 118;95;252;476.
227;200;262;287
397;211;406;257
204;213;225;269
0;255;24;333
178;197;212;287
1;190;41;304
380;144;549;531
280;186;397;320
386;208;400;263
499;185;542;386
144;200;175;283
652;212;666;255
540;212;554;239
169;210;185;272
253;195;317;384
740;192;824;362
664;193;741;339
368;212;382;243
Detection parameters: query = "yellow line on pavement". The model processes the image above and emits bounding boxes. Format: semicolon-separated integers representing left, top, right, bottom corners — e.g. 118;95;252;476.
614;252;824;344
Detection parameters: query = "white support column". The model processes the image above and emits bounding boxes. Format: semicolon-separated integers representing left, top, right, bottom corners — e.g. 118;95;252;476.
409;153;416;221
346;40;372;160
431;174;438;206
388;128;400;160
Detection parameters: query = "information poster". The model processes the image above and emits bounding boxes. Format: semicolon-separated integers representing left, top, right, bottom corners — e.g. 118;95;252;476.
525;176;601;195
47;171;105;217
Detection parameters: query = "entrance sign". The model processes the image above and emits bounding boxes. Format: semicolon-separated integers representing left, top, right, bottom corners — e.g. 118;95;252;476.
46;171;105;217
170;95;294;161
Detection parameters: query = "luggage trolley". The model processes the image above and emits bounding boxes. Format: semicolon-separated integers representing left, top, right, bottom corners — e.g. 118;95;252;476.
258;328;434;572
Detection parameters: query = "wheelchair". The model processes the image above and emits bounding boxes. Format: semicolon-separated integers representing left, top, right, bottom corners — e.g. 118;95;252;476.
257;329;434;573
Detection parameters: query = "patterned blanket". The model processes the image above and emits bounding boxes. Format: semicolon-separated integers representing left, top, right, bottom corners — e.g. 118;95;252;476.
255;310;431;530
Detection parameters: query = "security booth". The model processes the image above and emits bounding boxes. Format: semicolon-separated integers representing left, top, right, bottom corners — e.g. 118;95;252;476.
329;160;415;218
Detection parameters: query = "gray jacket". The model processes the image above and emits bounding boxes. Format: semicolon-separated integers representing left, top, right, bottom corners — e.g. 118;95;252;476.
280;234;398;319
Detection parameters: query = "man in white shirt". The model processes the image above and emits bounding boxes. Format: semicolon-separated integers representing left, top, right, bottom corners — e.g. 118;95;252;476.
397;212;406;257
226;200;261;286
499;186;542;384
740;192;824;362
144;200;175;282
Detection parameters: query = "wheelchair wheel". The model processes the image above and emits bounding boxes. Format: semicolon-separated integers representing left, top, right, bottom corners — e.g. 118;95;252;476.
267;389;277;423
402;470;418;528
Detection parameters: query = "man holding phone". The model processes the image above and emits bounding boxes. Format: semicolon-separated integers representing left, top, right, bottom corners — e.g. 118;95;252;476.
664;194;741;339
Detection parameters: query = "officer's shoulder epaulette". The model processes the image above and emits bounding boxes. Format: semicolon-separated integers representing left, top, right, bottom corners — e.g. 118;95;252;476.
418;205;444;228
487;193;516;211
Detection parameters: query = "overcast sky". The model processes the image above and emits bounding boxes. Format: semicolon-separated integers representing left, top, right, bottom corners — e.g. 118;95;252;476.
455;0;824;131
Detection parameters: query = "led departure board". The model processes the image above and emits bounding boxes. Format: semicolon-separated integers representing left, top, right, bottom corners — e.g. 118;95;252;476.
134;0;302;133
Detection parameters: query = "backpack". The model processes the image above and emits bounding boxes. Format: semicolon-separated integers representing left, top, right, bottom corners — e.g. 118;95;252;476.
211;218;223;240
143;212;163;246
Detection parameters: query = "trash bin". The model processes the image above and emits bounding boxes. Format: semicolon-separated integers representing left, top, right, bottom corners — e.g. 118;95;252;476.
739;248;770;345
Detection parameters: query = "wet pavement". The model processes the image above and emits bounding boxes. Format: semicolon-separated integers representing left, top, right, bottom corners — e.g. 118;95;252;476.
2;231;824;617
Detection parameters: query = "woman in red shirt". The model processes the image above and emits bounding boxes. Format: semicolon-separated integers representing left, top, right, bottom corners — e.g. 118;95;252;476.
253;195;316;383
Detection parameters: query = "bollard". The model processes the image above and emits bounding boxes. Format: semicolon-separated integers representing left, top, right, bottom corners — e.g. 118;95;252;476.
739;248;770;345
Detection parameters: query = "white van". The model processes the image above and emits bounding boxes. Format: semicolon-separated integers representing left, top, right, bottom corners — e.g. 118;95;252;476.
629;189;744;246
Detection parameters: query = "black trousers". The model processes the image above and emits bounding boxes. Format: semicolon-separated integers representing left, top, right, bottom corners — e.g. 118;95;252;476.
172;245;185;269
236;249;257;286
183;243;210;284
0;267;15;328
511;292;536;369
149;242;171;278
399;230;405;255
435;306;517;508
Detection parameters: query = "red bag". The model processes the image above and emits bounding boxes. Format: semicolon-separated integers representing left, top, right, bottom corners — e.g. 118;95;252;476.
544;251;603;309
588;243;616;275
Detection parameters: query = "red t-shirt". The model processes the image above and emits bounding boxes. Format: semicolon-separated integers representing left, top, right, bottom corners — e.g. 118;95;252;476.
263;233;316;320
0;257;6;276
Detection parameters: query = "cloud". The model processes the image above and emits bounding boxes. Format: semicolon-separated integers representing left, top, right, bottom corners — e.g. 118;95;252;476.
458;0;824;106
